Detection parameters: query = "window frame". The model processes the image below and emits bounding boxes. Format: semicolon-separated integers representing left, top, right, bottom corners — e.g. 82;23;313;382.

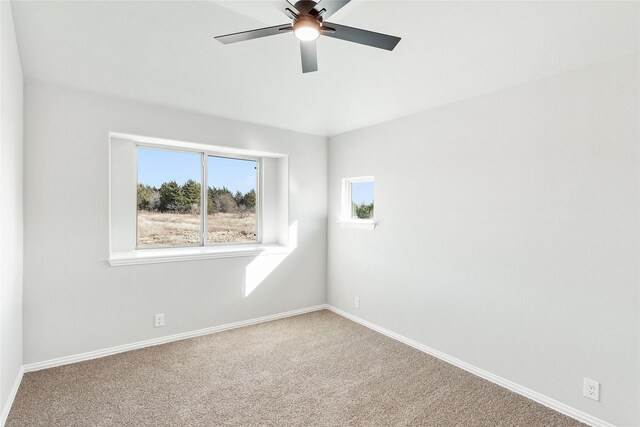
338;176;377;230
134;142;262;250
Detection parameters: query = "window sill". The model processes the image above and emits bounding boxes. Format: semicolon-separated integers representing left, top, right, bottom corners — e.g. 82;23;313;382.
109;244;291;266
336;220;377;231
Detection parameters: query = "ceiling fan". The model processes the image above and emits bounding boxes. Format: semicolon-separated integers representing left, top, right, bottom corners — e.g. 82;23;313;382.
214;0;401;73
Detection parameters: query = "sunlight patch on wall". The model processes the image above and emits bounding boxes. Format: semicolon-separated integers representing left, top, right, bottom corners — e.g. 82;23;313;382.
245;221;298;297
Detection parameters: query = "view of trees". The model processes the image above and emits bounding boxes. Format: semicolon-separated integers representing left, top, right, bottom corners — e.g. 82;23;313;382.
137;181;256;215
352;201;374;219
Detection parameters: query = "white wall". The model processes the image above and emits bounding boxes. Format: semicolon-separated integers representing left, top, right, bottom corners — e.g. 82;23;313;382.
23;82;327;364
0;0;24;415
327;54;639;426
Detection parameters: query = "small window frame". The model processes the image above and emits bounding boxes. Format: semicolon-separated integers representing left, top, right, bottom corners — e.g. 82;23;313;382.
134;142;262;250
339;176;377;230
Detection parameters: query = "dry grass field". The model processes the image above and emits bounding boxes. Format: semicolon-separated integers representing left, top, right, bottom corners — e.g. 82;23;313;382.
137;211;257;248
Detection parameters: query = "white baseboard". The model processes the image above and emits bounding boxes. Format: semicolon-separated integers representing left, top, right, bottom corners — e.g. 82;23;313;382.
1;366;24;427
325;305;614;427
23;304;328;373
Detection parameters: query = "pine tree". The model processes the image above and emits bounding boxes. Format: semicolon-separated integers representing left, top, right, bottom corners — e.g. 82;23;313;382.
181;179;201;214
234;191;243;206
159;181;183;212
207;187;215;215
137;184;155;211
243;189;256;212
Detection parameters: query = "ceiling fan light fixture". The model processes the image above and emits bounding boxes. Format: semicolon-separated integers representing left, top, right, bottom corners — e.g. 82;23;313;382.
293;16;321;41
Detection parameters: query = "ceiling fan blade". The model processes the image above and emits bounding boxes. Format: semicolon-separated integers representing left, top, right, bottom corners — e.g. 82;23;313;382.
273;0;299;19
322;22;401;51
313;0;350;19
300;40;318;73
215;24;292;45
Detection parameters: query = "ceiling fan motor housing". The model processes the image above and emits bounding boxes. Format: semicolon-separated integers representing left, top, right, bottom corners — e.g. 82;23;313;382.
293;0;322;16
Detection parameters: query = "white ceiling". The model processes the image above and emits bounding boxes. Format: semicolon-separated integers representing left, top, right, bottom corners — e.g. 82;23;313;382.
11;1;640;136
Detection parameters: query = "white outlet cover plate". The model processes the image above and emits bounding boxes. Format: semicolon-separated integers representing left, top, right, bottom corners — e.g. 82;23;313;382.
154;313;165;327
583;378;600;401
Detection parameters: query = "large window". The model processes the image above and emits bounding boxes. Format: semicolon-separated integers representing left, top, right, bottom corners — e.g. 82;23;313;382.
136;146;258;249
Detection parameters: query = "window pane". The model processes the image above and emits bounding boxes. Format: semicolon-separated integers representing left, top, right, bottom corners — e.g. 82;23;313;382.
207;156;257;244
137;147;201;248
351;181;374;219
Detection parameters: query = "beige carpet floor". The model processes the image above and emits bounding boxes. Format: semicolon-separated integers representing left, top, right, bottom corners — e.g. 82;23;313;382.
8;310;584;426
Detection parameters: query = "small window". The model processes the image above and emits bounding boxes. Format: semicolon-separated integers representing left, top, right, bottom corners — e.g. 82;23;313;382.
136;145;260;249
342;176;375;221
350;180;375;219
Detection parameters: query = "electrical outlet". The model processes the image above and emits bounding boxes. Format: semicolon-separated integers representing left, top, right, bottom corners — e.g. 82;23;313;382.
583;378;600;401
354;297;360;309
154;313;165;328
